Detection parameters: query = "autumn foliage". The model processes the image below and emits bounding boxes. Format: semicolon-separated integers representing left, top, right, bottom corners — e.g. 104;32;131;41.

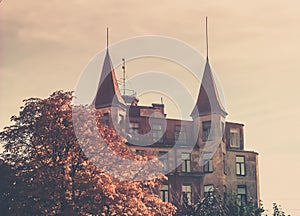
0;91;176;215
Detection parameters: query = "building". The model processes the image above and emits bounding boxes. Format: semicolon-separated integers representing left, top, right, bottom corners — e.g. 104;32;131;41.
93;37;260;208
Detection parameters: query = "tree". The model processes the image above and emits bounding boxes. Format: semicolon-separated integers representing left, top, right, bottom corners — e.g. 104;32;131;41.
174;189;264;216
271;203;289;216
0;91;176;215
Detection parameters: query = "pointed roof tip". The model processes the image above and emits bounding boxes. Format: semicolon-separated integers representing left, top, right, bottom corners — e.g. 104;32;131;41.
205;16;209;60
190;17;227;118
93;38;126;109
191;57;227;118
106;27;109;49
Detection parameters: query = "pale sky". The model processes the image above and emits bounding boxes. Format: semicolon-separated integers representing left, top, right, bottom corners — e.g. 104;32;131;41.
1;0;300;214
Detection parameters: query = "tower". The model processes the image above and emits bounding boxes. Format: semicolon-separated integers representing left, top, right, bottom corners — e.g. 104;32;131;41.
190;17;228;194
190;17;227;144
93;28;126;130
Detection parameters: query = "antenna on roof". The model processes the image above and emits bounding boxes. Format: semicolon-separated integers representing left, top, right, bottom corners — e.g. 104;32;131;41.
205;16;209;61
106;27;109;49
122;58;126;95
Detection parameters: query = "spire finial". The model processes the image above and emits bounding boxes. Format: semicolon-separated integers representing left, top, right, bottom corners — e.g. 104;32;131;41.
206;16;209;60
106;27;109;49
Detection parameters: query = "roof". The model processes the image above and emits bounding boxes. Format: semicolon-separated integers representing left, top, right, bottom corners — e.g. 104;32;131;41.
93;49;126;109
191;59;227;118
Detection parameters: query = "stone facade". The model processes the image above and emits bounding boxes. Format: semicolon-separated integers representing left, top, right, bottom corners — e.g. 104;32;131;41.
93;47;260;207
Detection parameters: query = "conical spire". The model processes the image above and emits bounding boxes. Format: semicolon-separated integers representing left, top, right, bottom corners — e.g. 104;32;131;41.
191;17;227;118
93;29;126;109
191;60;227;117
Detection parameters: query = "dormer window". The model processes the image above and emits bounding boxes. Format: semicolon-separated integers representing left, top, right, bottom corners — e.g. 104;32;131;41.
175;125;187;144
152;124;163;143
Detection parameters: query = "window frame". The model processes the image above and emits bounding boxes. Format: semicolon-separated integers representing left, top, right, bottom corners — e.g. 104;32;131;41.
237;185;247;205
181;152;191;172
102;112;109;126
203;152;213;173
230;127;241;148
182;184;192;203
159;184;169;202
223;153;227;175
202;121;212;141
152;123;164;143
129;122;140;141
159;151;168;171
174;125;187;144
203;184;214;199
236;155;246;176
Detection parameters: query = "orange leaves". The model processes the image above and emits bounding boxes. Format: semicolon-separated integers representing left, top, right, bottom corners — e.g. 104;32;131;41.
0;91;176;215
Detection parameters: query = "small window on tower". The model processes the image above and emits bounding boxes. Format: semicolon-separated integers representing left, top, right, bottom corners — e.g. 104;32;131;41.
102;113;109;126
202;121;212;141
203;152;213;173
118;114;124;125
230;128;240;147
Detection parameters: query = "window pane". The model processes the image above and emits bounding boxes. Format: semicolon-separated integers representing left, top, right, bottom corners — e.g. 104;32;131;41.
238;187;246;194
152;124;163;142
181;153;191;172
202;121;212;141
118;114;124;124
181;153;191;160
159;151;168;171
203;153;213;173
204;185;214;192
160;184;169;202
175;125;187;144
230;128;240;147
241;165;245;175
236;164;240;175
236;156;244;163
182;185;192;202
236;156;246;176
129;122;140;141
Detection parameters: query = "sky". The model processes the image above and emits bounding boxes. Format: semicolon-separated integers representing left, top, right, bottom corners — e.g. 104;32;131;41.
1;0;300;214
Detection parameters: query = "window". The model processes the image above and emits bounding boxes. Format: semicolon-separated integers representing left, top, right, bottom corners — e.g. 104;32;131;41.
129;122;140;141
230;128;240;147
182;184;192;203
118;114;124;125
152;124;163;143
159;151;168;171
159;184;169;202
204;184;214;198
102;113;109;126
221;122;225;142
203;152;213;173
202;121;212;141
223;185;227;201
175;125;186;144
237;185;247;205
236;156;246;176
181;153;191;172
223;153;227;175
136;149;145;156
